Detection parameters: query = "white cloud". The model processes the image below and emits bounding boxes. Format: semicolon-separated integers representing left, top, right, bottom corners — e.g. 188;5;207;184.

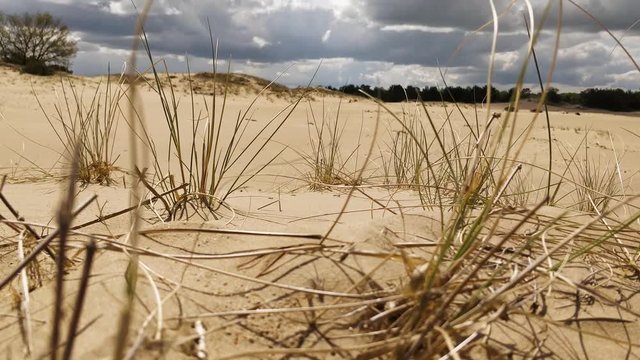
610;71;640;89
224;57;448;88
252;36;271;48
102;1;133;15
96;45;130;57
247;0;354;18
321;29;332;43
360;63;443;87
164;6;181;15
493;50;520;72
42;0;74;4
381;24;457;33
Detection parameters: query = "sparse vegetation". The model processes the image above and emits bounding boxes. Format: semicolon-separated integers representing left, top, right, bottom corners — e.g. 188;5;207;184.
300;99;363;189
558;136;623;213
1;1;640;359
129;30;309;220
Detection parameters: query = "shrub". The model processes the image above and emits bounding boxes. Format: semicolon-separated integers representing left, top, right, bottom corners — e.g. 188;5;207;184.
0;12;77;75
21;59;54;76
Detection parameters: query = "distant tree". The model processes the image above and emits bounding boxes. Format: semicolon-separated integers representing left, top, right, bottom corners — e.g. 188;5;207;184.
446;86;463;102
545;87;561;104
358;84;374;97
0;11;77;75
494;88;510;103
329;80;640;112
580;88;640;111
386;85;405;102
558;92;581;105
338;84;359;96
420;86;440;102
373;86;386;99
405;85;420;100
506;87;532;100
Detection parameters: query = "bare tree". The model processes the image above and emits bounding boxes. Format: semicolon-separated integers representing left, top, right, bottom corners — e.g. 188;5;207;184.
0;12;77;74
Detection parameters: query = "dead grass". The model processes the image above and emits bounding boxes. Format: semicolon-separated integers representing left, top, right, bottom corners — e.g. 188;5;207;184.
34;74;123;185
123;29;315;221
298;99;363;190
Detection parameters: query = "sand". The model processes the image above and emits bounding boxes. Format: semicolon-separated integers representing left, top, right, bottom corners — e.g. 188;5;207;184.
0;66;639;359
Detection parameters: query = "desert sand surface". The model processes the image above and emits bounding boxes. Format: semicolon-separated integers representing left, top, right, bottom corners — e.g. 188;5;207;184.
1;65;640;359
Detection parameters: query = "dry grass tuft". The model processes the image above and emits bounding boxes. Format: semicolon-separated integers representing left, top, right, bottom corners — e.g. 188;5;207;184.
34;73;123;185
300;99;363;190
124;29;314;221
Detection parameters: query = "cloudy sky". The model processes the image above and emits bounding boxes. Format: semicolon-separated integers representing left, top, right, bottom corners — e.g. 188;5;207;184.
1;0;639;90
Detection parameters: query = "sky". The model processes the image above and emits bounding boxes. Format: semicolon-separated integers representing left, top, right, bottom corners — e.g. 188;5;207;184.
1;0;639;90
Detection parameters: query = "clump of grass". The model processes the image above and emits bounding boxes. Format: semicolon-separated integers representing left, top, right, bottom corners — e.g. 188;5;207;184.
496;164;538;207
334;3;640;358
301;99;362;190
378;99;460;206
349;102;639;359
368;91;498;211
387;111;427;187
550;129;624;213
130;29;310;220
570;141;621;213
0;148;101;359
35;73;123;185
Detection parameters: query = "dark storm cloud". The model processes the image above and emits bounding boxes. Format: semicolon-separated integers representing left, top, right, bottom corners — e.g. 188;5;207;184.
360;0;512;31
362;0;640;33
0;0;524;66
2;1;140;35
8;1;502;68
554;0;640;33
0;0;219;39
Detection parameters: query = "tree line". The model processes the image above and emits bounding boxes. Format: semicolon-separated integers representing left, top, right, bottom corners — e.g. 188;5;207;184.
328;84;640;112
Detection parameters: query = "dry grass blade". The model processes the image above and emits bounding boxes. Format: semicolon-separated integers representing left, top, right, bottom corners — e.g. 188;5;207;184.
523;13;553;202
0;194;96;290
137;226;322;239
70;183;188;230
16;231;33;357
566;0;640;72
0;177;58;261
50;141;81;360
113;1;153;358
61;239;96;360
